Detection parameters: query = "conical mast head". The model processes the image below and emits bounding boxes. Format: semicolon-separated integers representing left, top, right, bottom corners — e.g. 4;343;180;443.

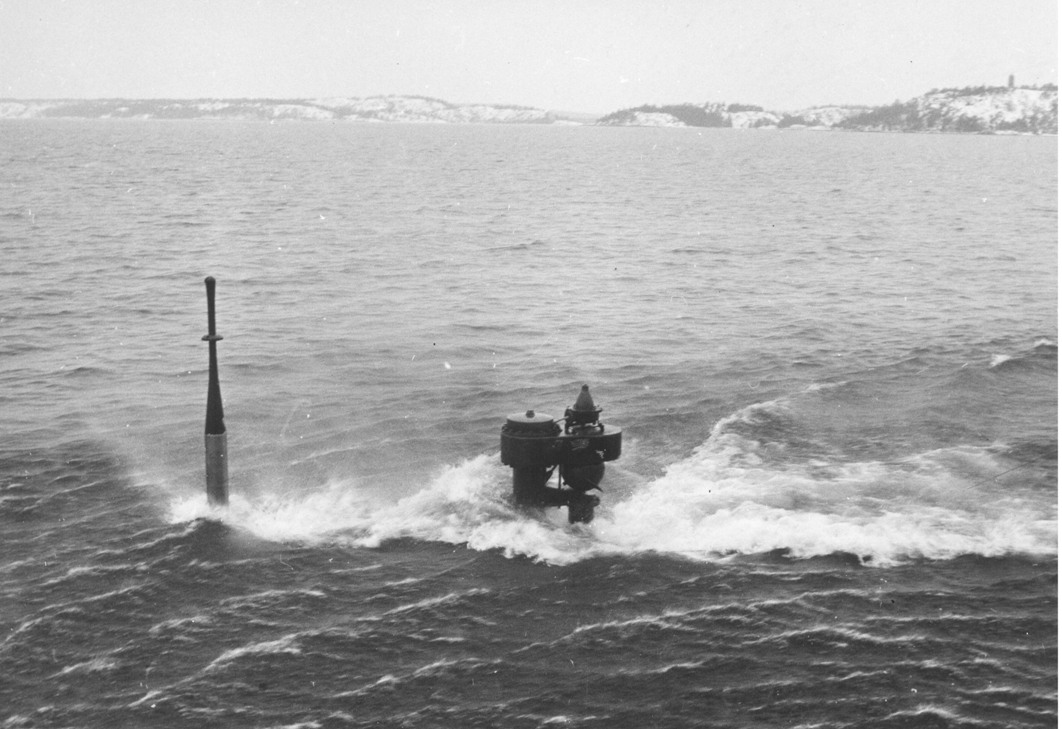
566;384;602;427
573;384;596;411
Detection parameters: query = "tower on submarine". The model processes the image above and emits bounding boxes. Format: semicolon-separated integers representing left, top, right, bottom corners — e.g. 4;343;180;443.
500;385;621;523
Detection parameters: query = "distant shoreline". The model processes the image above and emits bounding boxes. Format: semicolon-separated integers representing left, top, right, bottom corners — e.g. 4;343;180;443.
1;84;1056;134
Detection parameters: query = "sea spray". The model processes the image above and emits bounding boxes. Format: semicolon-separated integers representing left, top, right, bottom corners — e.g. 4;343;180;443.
168;434;1054;566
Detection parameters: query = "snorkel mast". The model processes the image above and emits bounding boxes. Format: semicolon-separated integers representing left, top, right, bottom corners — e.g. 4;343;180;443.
202;276;228;506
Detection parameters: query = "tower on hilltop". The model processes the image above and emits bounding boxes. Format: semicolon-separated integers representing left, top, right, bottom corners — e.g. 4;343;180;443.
1008;74;1015;88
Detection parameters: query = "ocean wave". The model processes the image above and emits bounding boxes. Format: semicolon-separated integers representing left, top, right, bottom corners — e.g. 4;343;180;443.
989;338;1058;371
218;587;329;610
203;632;303;672
332;656;505;700
595;433;1056;566
51;656;119;677
167;424;1056;566
161;352;1055;566
382;588;493;617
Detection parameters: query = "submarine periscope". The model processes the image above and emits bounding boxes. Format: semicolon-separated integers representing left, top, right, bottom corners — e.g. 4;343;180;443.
499;385;622;523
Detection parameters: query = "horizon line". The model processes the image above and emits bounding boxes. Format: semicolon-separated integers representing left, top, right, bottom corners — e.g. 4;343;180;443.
1;82;1056;117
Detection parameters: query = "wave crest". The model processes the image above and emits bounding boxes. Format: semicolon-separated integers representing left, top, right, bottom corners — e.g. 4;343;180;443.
167;423;1056;566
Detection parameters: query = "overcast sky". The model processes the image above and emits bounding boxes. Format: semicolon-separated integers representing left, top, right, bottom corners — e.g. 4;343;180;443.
0;0;1056;113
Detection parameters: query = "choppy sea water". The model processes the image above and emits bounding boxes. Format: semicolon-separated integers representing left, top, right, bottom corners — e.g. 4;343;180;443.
0;120;1056;728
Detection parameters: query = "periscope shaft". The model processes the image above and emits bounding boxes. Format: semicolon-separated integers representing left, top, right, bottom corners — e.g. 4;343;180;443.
202;276;229;506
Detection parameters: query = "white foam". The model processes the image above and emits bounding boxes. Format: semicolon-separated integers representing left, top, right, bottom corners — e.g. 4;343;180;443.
591;435;1056;565
204;633;302;672
166;432;1056;566
53;657;118;676
167;478;377;542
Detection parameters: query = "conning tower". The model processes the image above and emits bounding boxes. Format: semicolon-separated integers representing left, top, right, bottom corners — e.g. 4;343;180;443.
500;385;622;523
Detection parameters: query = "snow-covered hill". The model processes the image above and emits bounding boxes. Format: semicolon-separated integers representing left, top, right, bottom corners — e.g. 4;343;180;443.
596;102;874;130
2;85;1056;133
0;95;564;124
836;86;1057;133
596;85;1057;134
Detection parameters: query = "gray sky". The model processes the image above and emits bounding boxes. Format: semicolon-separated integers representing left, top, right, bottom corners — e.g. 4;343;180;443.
0;0;1056;113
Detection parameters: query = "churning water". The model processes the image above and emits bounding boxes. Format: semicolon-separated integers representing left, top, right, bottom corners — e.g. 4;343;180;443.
1;120;1056;727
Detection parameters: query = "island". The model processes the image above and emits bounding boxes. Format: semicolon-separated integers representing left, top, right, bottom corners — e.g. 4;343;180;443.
1;82;1055;134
